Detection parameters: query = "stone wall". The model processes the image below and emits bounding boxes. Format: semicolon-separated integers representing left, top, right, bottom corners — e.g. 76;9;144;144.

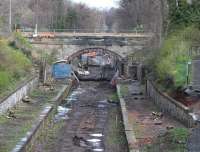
0;76;38;114
31;34;152;59
146;80;195;127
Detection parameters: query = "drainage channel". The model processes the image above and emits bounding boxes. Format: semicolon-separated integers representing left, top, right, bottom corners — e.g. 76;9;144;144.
35;81;128;152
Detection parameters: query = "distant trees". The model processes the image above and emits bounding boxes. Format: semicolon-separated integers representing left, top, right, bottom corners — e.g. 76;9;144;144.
116;0;138;30
168;0;200;30
0;0;106;32
105;8;117;31
115;0;167;33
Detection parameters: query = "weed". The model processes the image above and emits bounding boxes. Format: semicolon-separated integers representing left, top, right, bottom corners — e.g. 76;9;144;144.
120;84;129;97
105;106;128;152
142;127;189;152
109;92;119;102
168;128;189;144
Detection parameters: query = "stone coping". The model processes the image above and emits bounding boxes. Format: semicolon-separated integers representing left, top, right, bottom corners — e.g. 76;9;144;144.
117;84;139;152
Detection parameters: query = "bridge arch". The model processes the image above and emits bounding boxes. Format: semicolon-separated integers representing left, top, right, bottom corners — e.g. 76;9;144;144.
67;47;123;63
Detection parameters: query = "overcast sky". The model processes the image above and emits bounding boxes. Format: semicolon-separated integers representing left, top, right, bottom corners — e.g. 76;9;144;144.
71;0;119;9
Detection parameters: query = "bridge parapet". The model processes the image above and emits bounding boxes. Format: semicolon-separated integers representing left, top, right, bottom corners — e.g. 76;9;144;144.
20;28;154;39
23;30;155;59
22;32;153;39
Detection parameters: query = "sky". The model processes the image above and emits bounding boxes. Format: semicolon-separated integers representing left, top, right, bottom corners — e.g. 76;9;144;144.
71;0;119;9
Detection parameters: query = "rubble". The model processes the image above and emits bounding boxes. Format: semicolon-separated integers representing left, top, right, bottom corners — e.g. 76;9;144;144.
22;96;36;103
73;136;90;148
152;111;163;118
154;120;162;125
166;126;174;130
7;109;16;119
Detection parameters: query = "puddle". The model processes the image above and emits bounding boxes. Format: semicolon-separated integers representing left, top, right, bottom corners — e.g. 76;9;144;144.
98;104;106;108
54;106;71;122
73;136;103;150
66;97;78;101
98;100;108;104
73;87;85;95
87;139;101;147
90;133;103;137
63;87;85;104
87;139;101;142
93;148;104;151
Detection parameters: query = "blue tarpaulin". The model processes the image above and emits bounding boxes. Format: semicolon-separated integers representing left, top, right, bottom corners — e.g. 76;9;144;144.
52;61;72;79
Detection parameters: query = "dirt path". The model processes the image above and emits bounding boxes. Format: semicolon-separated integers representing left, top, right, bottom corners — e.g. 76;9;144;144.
120;81;186;151
35;81;128;152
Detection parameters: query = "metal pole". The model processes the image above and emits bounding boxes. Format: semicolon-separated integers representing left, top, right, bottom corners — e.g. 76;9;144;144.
176;0;179;7
9;0;12;32
35;0;38;32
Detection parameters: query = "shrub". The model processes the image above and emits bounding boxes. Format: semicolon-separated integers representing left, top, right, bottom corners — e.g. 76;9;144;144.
152;26;200;88
13;32;32;57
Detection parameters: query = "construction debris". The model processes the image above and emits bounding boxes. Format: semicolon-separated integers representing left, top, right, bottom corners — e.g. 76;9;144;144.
7;109;16;119
154;120;162;125
152;111;163;118
22;96;35;103
166;126;174;130
73;136;90;147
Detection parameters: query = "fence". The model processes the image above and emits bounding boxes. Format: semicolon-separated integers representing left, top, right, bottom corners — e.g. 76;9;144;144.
20;28;146;34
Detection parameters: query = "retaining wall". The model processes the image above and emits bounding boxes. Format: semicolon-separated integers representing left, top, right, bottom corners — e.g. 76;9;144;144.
0;76;38;114
12;80;73;152
117;84;139;152
146;80;195;127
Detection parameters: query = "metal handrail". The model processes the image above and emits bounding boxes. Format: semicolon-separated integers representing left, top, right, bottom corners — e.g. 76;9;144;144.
20;28;145;34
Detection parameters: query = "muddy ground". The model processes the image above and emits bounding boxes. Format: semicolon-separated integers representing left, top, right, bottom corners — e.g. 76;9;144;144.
121;81;188;151
35;81;128;152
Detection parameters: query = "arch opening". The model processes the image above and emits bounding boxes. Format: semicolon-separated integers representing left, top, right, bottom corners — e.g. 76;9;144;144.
67;48;124;80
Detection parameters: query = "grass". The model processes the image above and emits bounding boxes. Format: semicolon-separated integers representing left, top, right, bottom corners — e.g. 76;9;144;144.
0;104;40;152
0;85;61;152
0;37;32;98
0;76;31;99
142;128;189;152
132;119;144;138
105;105;128;152
39;117;65;151
168;128;189;144
108;92;119;103
120;84;129;97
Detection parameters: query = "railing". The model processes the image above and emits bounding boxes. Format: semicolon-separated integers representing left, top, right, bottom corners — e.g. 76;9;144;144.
20;28;146;34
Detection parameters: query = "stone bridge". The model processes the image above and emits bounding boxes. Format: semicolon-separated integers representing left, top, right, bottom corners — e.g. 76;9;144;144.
23;32;154;61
